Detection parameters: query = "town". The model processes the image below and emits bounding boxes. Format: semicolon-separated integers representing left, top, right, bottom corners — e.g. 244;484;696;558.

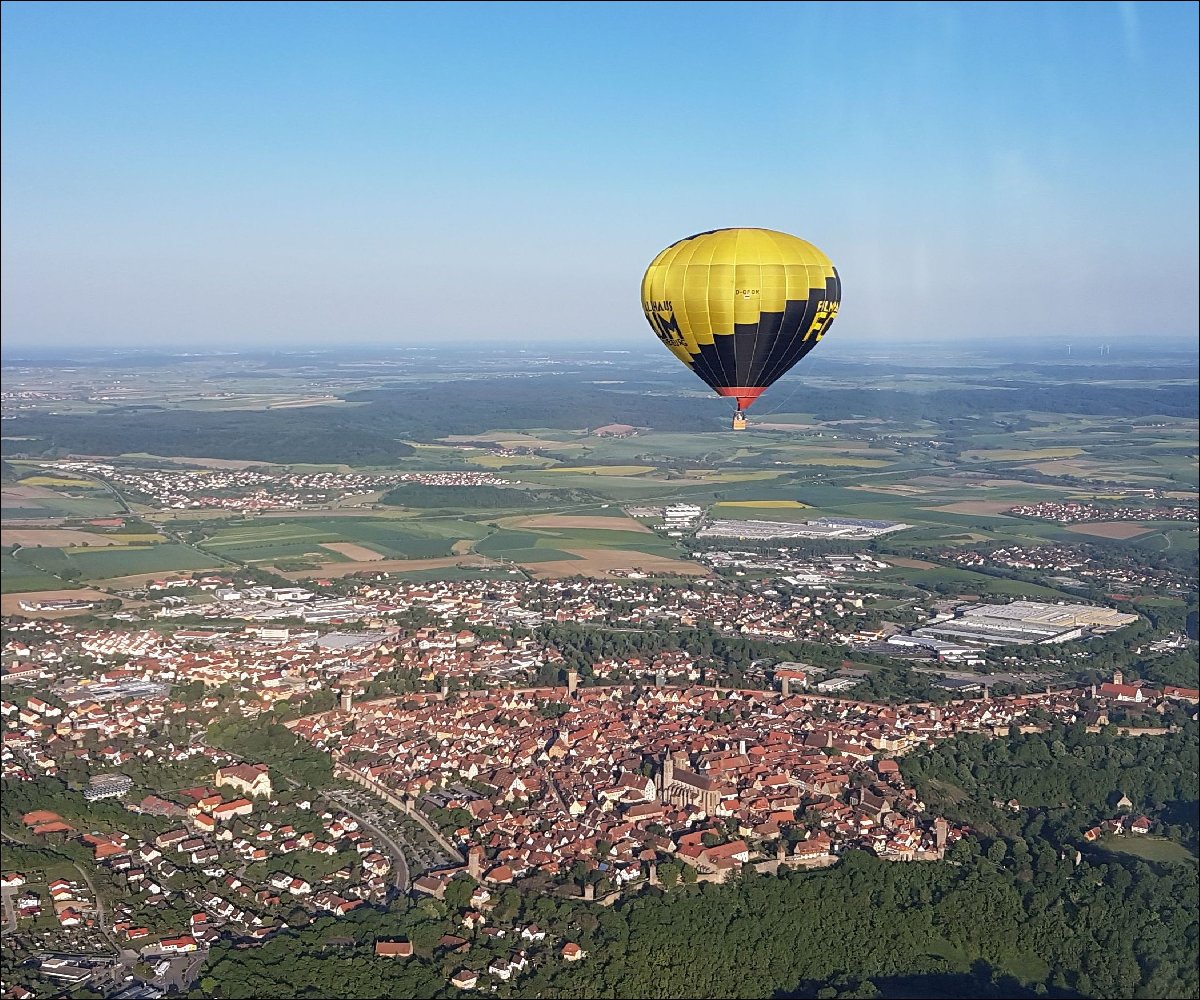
2;539;1195;997
2;649;1195;997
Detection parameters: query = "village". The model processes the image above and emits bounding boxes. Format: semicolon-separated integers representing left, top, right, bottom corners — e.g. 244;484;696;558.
47;462;514;512
933;543;1196;593
1007;500;1198;524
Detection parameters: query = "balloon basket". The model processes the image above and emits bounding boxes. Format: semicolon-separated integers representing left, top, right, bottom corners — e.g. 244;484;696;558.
732;412;747;431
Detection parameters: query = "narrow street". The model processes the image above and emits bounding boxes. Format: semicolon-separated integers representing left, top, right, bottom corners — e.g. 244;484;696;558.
1;888;18;933
72;862;120;951
323;793;410;891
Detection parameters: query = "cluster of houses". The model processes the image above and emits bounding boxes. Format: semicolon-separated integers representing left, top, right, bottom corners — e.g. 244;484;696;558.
50;461;514;511
1008;500;1197;524
291;683;1142;896
107;571;889;654
370;925;587;992
8;763;400;952
2;568;893;721
324;574;886;650
0;870;79;926
1083;808;1155;842
1;679;213;783
938;543;1192;592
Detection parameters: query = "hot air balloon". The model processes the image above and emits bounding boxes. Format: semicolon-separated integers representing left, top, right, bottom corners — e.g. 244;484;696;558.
641;228;840;429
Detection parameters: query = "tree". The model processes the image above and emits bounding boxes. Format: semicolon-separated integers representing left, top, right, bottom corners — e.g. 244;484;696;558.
444;875;477;911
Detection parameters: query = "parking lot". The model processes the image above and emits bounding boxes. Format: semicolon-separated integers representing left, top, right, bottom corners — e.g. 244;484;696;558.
326;788;457;884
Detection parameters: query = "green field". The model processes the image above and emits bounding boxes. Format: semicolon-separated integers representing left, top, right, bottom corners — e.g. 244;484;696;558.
475;524;681;561
474;529;543;555
1132;527;1200;554
515;472;683;498
197;516;491;563
1096;835;1197;865
545;464;657;475
2;506;55;519
876;563;1084;600
17;496;124;516
484;547;580;563
1;552;79;593
16;543;222;580
526;526;680;553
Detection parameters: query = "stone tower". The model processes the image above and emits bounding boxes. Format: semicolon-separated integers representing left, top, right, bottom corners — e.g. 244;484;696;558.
660;754;674;798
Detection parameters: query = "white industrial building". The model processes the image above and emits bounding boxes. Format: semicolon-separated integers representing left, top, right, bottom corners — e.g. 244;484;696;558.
912;600;1139;647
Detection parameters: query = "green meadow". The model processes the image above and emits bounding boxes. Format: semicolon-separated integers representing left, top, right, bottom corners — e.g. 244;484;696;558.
1;551;78;593
196;516;492;563
16;543;223;580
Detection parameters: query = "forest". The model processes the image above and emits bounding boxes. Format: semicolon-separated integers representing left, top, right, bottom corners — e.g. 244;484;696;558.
3;373;1196;462
900;722;1200;853
535;621;949;702
181;725;1199;999
0;406;416;465
190;843;1197;999
206;715;335;790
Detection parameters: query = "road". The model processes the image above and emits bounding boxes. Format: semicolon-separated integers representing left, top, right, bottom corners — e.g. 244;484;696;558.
71;862;121;952
323;792;410;891
158;947;209;992
50;466;132;516
912;665;1064;687
0;887;17;933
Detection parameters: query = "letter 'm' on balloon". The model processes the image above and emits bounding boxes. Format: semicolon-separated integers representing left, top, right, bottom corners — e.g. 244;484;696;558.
640;228;841;424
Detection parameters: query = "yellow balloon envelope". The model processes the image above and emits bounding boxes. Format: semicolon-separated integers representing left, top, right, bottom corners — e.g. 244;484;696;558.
641;228;840;424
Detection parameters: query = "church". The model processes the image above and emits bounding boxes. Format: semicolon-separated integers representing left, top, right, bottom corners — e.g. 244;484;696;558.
656;752;727;815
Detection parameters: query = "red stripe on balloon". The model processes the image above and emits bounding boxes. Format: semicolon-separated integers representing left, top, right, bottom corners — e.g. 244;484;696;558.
713;386;768;411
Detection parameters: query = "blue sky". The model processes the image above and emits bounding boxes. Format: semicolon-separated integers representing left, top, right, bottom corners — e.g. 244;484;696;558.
2;1;1197;350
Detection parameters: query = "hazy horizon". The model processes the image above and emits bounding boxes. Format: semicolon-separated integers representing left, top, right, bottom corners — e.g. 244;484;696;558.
3;1;1198;350
4;331;1197;367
